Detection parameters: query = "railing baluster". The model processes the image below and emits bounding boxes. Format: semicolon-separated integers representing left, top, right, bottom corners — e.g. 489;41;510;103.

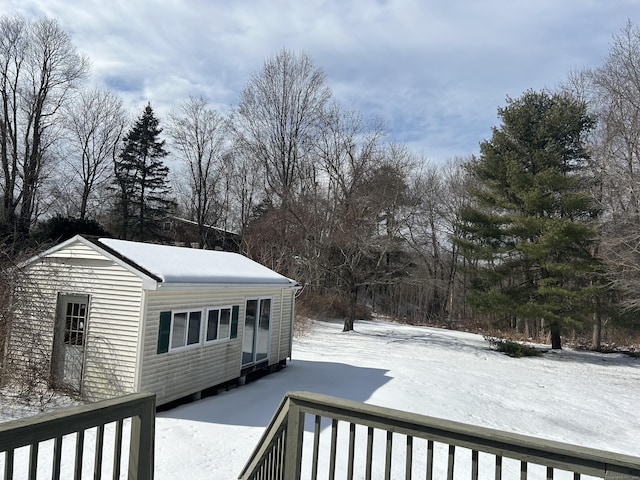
265;442;271;479
365;426;374;480
521;460;528;480
347;422;356;480
74;429;85;480
5;449;14;480
113;419;123;480
273;433;278;480
268;435;275;480
273;430;279;480
385;430;393;480
472;449;479;480
495;456;502;480
28;442;38;480
275;441;280;479
546;466;554;480
275;434;280;478
267;453;271;480
406;435;413;480
447;444;455;480
52;435;63;480
425;440;433;480
94;424;104;480
311;415;321;480
328;419;338;480
279;429;286;479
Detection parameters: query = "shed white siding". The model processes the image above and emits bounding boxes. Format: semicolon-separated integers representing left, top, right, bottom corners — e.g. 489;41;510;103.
140;285;294;406
8;241;143;401
275;290;295;361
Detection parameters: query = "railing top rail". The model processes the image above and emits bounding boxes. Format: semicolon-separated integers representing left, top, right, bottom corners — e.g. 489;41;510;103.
0;392;155;451
284;390;640;478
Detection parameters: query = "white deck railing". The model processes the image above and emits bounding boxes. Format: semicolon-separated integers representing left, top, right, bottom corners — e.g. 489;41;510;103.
239;391;640;480
0;392;155;480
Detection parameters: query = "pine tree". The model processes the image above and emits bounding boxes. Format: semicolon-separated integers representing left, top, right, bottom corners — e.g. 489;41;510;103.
456;90;601;349
113;103;174;241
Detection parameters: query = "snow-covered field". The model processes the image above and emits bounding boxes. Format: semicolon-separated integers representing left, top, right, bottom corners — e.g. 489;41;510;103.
2;318;640;478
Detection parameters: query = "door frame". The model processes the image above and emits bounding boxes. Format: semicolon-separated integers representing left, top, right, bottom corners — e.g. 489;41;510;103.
51;293;90;394
241;296;272;367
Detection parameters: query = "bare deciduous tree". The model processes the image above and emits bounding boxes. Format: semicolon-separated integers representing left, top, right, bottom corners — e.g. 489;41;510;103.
169;96;228;248
315;105;414;331
233;48;331;205
581;22;640;325
62;88;126;220
392;158;472;325
0;15;89;244
227;149;264;239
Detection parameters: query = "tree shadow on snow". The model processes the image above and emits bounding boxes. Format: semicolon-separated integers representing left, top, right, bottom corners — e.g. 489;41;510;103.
158;359;391;429
347;319;488;351
539;348;640;368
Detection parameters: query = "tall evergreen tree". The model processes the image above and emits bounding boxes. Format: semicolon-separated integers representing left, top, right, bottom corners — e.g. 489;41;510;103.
456;90;600;349
113;103;174;241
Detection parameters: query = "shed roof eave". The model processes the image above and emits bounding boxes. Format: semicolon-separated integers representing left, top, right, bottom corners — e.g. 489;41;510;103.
16;235;161;289
149;280;300;291
17;234;85;269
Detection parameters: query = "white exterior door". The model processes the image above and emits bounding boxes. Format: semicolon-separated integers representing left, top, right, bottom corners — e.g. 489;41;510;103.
52;294;89;393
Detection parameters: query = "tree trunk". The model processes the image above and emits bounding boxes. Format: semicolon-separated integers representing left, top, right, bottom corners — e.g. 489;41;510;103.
592;297;602;350
343;286;358;332
550;325;562;350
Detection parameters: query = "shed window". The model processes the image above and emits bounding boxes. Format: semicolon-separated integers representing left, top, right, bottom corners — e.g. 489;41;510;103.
64;301;87;346
170;310;202;350
206;307;232;342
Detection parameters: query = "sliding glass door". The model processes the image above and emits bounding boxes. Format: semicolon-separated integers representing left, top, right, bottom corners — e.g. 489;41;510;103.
242;298;271;366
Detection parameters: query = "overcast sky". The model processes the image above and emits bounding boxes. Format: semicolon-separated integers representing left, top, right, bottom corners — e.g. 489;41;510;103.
3;0;637;163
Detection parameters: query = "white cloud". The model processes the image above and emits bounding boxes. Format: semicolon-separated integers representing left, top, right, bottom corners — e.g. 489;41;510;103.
3;0;637;162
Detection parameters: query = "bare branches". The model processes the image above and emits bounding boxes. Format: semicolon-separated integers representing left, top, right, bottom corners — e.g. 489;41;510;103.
583;23;640;312
233;48;331;204
168;96;229;248
62;88;126;220
0;15;89;242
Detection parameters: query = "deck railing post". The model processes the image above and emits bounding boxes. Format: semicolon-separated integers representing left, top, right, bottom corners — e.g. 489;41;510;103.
283;400;304;480
128;395;156;480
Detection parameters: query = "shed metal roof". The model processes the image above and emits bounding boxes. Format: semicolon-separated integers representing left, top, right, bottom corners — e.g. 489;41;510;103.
93;238;297;286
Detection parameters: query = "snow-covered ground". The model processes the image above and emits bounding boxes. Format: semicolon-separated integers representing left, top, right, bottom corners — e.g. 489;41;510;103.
2;318;640;478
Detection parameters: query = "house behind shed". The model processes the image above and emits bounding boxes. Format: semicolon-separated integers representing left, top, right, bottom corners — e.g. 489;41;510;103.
5;235;299;406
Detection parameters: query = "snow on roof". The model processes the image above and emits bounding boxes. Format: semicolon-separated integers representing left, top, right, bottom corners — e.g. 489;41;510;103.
97;238;296;286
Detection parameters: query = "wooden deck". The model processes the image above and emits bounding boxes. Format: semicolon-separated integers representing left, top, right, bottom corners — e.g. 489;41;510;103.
240;391;640;480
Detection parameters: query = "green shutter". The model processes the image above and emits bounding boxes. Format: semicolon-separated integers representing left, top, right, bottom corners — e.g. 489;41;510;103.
230;305;239;339
157;311;171;354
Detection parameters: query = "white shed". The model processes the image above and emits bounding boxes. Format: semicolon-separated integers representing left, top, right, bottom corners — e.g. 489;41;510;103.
6;235;299;406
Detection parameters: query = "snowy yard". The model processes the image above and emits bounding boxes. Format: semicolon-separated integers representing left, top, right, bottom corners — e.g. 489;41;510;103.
2;318;640;478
